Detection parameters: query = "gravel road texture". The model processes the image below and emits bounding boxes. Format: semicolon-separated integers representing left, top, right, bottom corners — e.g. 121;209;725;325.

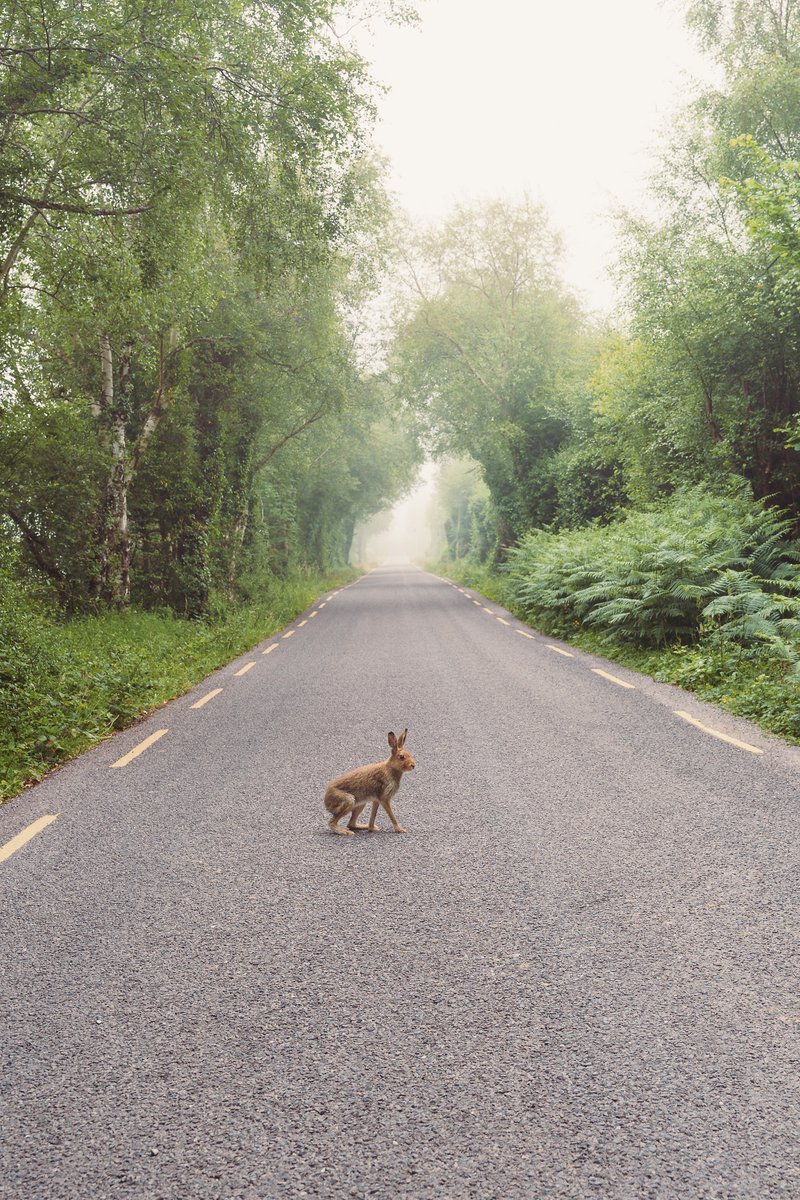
2;565;799;1199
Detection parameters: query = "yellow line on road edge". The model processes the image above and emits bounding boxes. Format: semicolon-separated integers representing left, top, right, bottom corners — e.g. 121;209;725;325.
591;668;636;690
496;617;510;626
0;814;59;864
191;688;223;709
516;630;535;640
318;602;326;609
309;611;319;618
482;607;494;614
111;729;168;769
262;644;278;654
235;661;256;676
282;630;295;639
546;645;574;657
472;600;481;606
674;710;763;755
298;619;308;627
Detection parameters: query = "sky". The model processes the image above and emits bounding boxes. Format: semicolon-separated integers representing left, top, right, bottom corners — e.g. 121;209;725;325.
353;0;716;314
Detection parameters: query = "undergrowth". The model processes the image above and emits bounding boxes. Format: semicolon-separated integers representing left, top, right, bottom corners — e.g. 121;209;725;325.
0;567;356;802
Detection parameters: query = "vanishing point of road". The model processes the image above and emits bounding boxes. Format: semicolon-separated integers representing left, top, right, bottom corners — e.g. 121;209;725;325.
2;566;799;1199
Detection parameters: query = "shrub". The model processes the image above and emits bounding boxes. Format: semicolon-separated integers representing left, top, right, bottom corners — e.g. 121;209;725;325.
504;484;800;651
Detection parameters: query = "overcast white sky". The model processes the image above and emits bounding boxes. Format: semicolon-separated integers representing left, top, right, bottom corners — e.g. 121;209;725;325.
353;0;717;313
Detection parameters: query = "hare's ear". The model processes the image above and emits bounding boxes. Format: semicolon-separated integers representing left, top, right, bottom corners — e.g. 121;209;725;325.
388;731;398;751
398;728;408;748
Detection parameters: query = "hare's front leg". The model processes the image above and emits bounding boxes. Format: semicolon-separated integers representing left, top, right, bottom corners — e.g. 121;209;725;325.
381;798;407;833
367;800;382;831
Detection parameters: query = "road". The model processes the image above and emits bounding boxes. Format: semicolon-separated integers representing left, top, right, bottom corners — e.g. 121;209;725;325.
2;565;799;1199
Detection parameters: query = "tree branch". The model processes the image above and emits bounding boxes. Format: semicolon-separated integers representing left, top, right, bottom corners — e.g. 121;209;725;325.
252;404;329;474
6;505;69;599
0;189;153;216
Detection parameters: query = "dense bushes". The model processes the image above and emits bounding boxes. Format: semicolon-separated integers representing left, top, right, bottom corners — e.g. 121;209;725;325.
503;486;800;663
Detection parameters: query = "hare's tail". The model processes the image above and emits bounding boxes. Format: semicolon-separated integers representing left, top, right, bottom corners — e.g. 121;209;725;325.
324;785;354;818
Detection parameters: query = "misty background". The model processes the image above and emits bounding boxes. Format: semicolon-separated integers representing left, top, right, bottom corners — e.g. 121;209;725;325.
348;0;717;566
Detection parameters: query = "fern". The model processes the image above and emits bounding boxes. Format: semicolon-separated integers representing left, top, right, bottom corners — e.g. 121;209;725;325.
505;485;800;652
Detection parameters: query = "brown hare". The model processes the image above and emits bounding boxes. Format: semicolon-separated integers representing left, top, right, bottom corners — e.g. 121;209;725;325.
324;729;415;835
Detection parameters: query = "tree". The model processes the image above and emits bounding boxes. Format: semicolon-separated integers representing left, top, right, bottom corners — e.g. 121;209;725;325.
610;0;800;512
391;198;589;549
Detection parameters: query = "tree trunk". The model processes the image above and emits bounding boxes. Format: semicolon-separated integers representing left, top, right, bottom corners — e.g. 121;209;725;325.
701;383;722;443
227;500;250;599
7;506;73;608
92;335;132;607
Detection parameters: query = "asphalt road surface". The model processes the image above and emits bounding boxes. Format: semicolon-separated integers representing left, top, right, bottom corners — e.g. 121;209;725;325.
2;565;799;1200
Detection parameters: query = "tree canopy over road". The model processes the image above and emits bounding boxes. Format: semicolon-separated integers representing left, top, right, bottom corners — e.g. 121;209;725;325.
0;0;420;612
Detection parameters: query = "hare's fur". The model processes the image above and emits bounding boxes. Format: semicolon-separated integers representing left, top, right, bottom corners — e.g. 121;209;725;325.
324;729;415;835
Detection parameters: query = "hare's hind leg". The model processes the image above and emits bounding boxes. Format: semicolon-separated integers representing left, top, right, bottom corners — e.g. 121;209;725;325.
346;800;369;832
325;786;357;836
367;800;381;831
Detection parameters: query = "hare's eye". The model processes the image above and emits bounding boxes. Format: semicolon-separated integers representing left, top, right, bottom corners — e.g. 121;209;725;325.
398;753;405;761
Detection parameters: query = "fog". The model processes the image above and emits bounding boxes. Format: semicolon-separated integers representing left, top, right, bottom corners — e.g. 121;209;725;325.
352;0;717;313
351;462;441;565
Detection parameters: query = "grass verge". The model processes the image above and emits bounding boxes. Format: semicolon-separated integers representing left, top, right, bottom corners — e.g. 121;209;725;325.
435;559;800;745
0;568;356;802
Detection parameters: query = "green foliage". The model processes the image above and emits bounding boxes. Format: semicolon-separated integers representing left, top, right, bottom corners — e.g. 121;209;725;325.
0;566;356;801
549;431;628;530
504;485;800;651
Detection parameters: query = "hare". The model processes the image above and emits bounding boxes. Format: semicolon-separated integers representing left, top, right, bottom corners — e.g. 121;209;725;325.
324;729;415;835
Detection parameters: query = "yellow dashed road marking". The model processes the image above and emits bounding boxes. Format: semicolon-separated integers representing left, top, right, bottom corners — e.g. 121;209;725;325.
191;688;223;709
262;644;278;655
516;630;535;640
310;611;319;618
472;600;482;606
674;710;763;755
591;668;636;690
111;729;168;768
546;645;574;658
318;602;326;609
482;607;494;614
0;814;59;864
282;630;295;639
496;617;510;626
235;661;256;676
298;619;308;627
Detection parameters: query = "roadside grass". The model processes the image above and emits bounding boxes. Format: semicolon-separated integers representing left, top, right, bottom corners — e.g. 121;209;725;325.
0;568;356;802
435;559;800;745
